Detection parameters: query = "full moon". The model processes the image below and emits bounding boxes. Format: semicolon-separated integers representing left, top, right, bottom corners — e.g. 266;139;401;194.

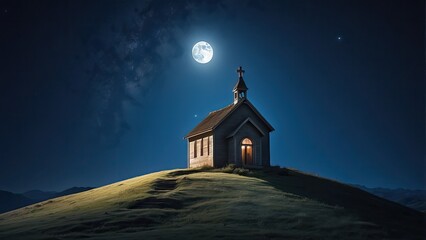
192;41;213;64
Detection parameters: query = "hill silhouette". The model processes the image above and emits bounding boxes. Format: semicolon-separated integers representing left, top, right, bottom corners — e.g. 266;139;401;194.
21;190;57;202
0;191;33;214
0;187;94;214
55;187;94;198
353;185;426;212
0;167;424;240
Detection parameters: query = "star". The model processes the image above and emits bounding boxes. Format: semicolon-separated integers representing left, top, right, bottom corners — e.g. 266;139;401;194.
194;114;198;118
337;36;343;41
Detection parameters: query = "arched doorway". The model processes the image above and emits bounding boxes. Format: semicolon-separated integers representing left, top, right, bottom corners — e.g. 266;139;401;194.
241;138;253;165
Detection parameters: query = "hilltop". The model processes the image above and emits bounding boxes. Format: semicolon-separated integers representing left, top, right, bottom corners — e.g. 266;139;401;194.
0;167;424;240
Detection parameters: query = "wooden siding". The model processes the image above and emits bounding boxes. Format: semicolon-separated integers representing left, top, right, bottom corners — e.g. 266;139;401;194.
188;134;213;168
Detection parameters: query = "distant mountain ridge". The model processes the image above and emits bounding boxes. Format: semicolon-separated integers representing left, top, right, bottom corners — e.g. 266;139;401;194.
353;185;426;212
0;191;33;214
55;187;93;198
21;190;57;201
0;187;93;214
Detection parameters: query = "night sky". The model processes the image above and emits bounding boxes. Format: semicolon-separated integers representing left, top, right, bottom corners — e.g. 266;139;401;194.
0;0;424;192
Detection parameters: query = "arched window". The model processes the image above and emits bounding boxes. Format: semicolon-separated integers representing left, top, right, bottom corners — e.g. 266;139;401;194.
241;138;253;165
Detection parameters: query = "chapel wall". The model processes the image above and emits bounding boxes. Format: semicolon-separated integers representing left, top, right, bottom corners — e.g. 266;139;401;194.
188;134;213;168
213;103;271;167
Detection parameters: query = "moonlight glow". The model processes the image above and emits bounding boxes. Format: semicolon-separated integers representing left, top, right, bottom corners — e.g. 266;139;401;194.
192;41;213;64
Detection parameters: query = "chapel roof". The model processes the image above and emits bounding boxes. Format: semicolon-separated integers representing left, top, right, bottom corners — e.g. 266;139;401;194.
184;100;274;139
185;103;235;139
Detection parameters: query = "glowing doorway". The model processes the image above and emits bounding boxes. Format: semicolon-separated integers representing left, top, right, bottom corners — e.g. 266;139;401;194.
241;138;253;165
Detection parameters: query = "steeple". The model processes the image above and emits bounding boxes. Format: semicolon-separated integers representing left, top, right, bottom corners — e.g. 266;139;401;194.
233;66;248;104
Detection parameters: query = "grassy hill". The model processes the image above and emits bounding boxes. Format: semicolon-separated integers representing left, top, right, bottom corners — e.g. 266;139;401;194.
0;167;424;240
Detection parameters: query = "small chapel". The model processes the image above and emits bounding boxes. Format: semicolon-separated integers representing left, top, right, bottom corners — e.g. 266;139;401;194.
184;67;274;168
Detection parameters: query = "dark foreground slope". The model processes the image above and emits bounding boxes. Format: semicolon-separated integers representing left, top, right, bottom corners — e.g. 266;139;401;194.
0;168;424;240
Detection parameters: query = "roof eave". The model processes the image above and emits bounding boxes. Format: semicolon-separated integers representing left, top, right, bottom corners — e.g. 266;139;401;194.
184;129;213;140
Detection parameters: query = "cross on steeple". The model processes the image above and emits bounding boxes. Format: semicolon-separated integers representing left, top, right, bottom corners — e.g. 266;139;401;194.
233;66;248;104
237;66;245;78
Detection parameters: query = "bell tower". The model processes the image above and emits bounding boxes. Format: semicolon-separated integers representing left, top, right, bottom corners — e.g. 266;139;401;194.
233;66;248;104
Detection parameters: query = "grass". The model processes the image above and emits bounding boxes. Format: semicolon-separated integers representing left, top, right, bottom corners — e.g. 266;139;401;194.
0;167;424;240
